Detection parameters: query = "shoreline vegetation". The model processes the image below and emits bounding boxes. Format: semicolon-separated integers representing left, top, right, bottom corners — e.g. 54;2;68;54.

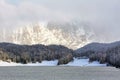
0;41;120;68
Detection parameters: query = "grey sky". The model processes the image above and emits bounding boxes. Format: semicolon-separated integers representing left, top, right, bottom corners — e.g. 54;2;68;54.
0;0;120;42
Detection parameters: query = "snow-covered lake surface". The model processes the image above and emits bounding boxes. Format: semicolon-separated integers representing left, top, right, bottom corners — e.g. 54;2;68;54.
0;58;106;66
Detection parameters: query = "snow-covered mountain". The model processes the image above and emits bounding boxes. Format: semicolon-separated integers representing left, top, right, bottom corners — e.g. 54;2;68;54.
0;21;95;49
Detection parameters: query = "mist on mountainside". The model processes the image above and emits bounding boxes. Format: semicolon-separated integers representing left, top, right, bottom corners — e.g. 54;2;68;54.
0;0;120;47
0;21;95;49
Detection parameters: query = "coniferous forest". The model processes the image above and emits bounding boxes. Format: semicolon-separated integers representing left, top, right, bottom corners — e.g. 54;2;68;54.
0;41;120;68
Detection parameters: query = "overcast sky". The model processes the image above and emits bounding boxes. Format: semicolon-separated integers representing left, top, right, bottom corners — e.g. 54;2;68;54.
0;0;120;42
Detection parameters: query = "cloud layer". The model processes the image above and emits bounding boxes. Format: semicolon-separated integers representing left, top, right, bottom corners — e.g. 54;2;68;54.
0;0;120;42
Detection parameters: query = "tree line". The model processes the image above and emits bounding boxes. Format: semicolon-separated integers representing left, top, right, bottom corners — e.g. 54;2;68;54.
0;43;74;65
1;42;120;68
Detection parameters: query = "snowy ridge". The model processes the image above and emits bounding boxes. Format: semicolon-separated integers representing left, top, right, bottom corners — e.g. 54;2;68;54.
0;21;95;49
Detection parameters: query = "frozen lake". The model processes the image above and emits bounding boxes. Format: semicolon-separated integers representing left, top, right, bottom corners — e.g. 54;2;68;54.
0;66;119;80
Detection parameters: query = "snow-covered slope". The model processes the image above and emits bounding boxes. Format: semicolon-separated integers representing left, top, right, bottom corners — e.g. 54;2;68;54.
0;21;95;49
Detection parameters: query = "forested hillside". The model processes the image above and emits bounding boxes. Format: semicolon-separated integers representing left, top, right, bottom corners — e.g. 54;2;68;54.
75;41;120;68
0;43;73;65
0;41;120;68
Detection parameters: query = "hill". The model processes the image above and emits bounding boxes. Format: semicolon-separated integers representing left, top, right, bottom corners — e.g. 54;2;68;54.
75;41;120;68
0;43;73;65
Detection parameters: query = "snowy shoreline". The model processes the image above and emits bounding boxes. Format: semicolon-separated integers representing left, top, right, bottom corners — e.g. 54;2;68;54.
0;58;106;66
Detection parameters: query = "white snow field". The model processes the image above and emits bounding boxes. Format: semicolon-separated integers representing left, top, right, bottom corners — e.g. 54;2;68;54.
0;58;106;66
0;61;22;66
0;60;58;66
65;58;106;66
24;60;58;66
